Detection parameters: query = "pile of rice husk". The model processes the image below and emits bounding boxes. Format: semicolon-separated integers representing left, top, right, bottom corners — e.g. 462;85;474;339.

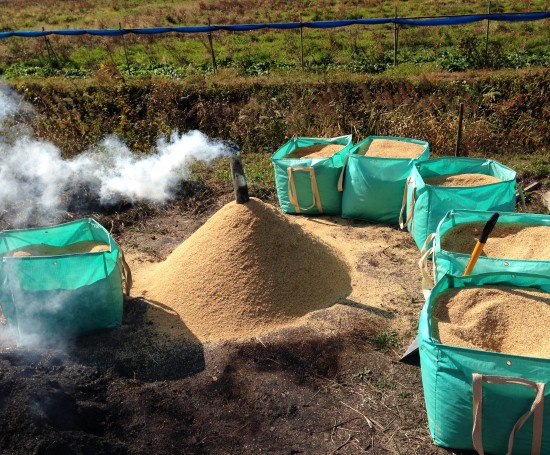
434;286;550;357
284;144;344;159
138;198;351;342
359;139;425;159
441;222;550;260
11;241;110;257
423;173;501;187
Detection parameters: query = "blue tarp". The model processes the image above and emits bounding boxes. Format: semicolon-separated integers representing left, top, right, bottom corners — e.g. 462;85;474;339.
0;12;548;40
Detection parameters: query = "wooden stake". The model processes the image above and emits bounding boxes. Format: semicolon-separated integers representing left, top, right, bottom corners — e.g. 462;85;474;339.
207;18;217;72
230;156;250;204
455;102;464;157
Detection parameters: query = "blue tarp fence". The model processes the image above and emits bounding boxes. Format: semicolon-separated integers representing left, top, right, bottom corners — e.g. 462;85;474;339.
0;12;548;40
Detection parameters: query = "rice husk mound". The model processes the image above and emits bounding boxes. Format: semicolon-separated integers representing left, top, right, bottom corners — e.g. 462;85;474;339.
360;139;425;159
434;286;550;357
284;144;344;159
441;222;550;260
423;173;501;187
11;241;110;257
139;198;351;342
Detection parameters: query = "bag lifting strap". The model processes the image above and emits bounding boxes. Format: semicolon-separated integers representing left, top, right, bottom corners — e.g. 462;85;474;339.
337;154;349;192
287;166;323;214
399;176;416;235
418;233;437;289
117;248;133;296
472;373;545;455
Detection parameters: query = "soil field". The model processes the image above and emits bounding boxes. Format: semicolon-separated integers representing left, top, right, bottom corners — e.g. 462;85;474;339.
0;193;485;455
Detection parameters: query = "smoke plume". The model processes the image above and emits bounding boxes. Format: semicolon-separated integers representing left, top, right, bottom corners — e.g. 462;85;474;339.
0;82;231;227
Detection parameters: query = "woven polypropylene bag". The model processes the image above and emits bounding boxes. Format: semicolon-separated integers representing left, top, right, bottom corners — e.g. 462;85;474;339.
419;272;550;454
0;218;126;345
419;210;550;288
341;136;429;224
272;135;353;215
401;157;517;250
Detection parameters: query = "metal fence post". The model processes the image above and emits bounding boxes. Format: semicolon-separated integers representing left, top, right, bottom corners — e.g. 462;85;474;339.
394;7;399;66
484;0;492;66
120;22;130;67
207;18;217;72
300;16;304;69
42;27;53;61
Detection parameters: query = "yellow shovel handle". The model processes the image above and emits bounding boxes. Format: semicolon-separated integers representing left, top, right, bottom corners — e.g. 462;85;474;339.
463;241;485;276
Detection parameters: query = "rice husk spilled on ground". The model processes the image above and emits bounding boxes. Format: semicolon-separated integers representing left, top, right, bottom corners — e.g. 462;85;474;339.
433;286;550;357
284;144;344;159
441;222;550;260
360;139;425;159
423;173;501;187
137;198;351;342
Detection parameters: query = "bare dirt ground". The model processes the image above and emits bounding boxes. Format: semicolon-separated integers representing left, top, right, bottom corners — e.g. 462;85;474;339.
0;193;484;454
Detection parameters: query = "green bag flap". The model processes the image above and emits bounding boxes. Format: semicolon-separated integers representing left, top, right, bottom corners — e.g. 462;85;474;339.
0;218;113;254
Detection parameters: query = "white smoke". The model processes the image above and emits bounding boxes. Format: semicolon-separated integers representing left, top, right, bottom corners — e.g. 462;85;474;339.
0;84;23;123
0;83;231;227
79;131;228;204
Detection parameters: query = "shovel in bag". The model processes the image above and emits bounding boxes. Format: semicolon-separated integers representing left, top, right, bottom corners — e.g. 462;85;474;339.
399;213;500;364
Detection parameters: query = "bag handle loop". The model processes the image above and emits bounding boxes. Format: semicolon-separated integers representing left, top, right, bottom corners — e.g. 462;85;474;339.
287;166;323;214
472;373;545;455
419;232;437;288
117;248;133;296
337;154;350;192
399;176;416;235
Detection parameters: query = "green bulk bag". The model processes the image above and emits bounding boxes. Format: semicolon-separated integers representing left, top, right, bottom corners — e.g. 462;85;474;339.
400;157;518;250
419;272;550;454
419;210;550;288
272;135;353;215
340;136;429;224
0;218;131;345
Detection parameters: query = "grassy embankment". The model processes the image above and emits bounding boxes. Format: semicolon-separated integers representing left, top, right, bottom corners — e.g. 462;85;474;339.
8;68;549;204
1;0;549;77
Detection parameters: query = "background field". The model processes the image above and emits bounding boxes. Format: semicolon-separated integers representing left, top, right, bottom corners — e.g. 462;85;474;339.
1;1;548;203
1;0;549;77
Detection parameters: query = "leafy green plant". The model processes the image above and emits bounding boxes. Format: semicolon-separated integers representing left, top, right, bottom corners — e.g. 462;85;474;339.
375;378;396;389
373;331;401;352
355;367;373;381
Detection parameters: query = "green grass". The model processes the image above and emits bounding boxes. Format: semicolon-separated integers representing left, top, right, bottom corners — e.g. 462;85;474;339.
373;331;401;352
